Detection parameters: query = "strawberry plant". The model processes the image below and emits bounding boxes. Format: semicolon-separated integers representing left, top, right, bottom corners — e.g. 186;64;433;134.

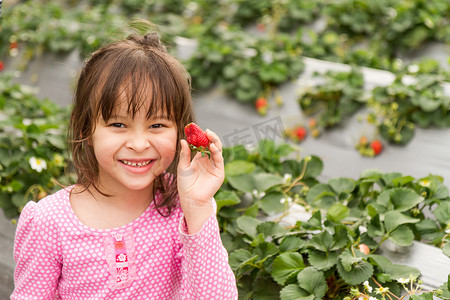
186;25;304;108
217;139;450;299
325;0;450;61
298;67;366;129
366;73;450;145
0;73;71;218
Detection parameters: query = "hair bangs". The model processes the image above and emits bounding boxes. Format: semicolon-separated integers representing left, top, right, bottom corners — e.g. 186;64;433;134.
95;49;182;123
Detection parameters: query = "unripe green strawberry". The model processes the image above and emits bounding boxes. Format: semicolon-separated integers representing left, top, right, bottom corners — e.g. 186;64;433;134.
184;123;210;157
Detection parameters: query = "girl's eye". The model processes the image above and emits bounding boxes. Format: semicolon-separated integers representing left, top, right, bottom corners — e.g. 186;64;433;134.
110;123;125;128
150;124;164;129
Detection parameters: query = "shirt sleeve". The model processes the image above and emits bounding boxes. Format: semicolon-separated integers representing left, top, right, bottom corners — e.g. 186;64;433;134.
11;201;62;300
178;199;238;300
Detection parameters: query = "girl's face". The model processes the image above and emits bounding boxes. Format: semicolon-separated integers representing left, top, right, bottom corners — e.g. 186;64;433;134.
90;97;178;195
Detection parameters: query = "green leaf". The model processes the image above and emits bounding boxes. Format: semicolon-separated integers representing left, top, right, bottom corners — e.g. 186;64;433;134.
327;203;349;222
388;225;415;246
259;192;285;215
308;231;333;252
296;267;328;300
229;249;258;272
252;276;281;300
279;236;306;252
384;211;420;233
442;242;450;258
337;256;374;285
302;156;324;178
308;250;338;271
225;160;255;176
227;172;284;193
11;193;27;210
391;175;415;187
410;293;434;300
257;221;286;238
370;254;421;279
339;250;363;272
280;284;314;300
328;177;355;194
236;215;262;238
214;190;241;212
254;242;279;264
305;184;336;206
389;188;424;212
271;252;306;285
434;202;450;224
254;173;284;191
227;173;255;193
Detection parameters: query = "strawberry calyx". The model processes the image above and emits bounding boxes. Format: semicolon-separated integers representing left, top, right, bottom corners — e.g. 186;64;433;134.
188;145;211;158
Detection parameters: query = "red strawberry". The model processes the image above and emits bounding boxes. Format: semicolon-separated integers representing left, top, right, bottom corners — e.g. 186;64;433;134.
10;42;18;50
184;123;210;157
371;139;383;155
294;126;307;141
255;97;268;115
0;61;3;72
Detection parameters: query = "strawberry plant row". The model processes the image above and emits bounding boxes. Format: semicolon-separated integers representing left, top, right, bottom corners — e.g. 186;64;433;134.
284;57;450;156
0;73;70;219
1;0;449;102
217;139;450;299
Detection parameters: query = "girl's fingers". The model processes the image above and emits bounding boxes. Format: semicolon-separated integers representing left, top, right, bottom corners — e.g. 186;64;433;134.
206;129;222;152
209;142;224;169
178;139;191;170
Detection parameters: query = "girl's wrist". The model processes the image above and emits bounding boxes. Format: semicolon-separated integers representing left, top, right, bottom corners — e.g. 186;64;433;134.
180;198;214;234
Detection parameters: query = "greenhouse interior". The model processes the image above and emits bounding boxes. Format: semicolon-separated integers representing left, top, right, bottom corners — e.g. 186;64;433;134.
1;0;450;299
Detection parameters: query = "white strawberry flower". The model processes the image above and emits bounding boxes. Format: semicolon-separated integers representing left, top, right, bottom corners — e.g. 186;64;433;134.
363;280;373;293
397;278;410;284
29;157;47;173
283;173;292;183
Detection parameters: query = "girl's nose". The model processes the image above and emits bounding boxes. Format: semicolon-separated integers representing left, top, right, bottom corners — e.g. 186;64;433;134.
126;132;151;152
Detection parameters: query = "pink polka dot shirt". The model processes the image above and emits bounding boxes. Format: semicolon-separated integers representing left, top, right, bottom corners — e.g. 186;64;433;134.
12;186;238;299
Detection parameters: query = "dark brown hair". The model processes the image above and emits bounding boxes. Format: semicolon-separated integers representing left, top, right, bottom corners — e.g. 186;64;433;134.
68;28;195;216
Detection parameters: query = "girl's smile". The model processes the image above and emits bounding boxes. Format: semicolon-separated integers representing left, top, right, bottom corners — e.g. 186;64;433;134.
119;159;155;174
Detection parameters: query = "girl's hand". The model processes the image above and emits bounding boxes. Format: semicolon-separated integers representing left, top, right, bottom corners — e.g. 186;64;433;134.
177;129;224;234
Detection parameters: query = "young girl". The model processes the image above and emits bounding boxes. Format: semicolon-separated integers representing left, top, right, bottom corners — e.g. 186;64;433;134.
12;29;238;299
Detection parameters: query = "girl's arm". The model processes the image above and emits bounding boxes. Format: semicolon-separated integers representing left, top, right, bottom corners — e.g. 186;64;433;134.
178;200;238;299
177;129;224;234
177;130;238;299
11;201;61;299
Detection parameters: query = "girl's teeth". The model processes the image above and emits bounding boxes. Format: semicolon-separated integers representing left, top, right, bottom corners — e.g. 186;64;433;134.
122;160;151;167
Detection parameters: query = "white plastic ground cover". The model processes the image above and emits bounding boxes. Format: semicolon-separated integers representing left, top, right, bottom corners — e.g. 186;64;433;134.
301;56;450;94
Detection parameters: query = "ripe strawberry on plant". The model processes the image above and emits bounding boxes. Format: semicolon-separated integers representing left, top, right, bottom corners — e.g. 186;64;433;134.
371;139;383;156
184;123;211;158
255;97;268;115
0;61;4;72
294;126;307;141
